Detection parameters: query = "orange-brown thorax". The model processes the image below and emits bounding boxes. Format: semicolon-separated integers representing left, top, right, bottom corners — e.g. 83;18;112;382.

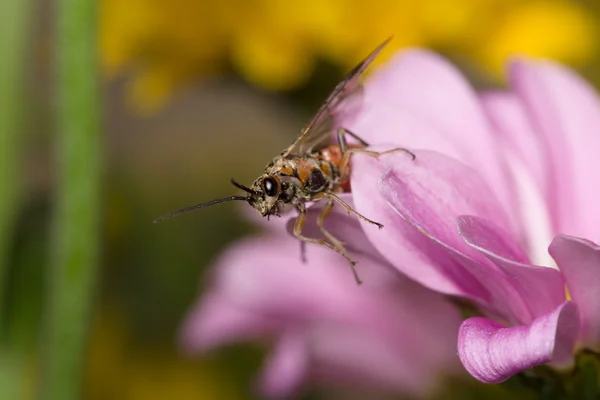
248;143;364;216
264;153;339;192
316;143;363;192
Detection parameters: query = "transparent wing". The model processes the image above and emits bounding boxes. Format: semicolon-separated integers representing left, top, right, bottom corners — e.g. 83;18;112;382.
283;37;391;156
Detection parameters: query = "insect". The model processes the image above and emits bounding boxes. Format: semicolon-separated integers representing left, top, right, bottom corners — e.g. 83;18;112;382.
154;38;415;284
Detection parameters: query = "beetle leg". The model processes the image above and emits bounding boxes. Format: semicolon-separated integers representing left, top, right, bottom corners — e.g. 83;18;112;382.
348;147;416;160
336;127;416;179
317;200;345;249
323;191;383;229
335;127;361;187
294;206;362;284
335;127;367;175
300;241;307;263
336;127;370;149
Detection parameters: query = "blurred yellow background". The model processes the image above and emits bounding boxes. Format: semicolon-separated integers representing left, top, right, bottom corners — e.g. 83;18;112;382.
101;0;599;110
3;0;600;399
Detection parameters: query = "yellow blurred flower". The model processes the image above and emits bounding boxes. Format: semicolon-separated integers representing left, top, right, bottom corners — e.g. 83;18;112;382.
481;0;597;73
100;0;599;111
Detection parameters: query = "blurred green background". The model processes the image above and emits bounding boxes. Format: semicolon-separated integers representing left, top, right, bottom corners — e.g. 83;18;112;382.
1;0;600;399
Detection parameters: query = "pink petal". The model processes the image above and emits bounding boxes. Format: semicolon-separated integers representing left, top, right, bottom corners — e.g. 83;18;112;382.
309;323;449;396
353;149;525;311
212;234;410;319
377;150;514;263
510;59;600;241
549;234;600;345
348;50;513;220
180;294;277;352
457;215;529;263
184;231;463;395
341;102;463;160
368;150;562;324
479;93;552;252
458;301;579;383
480;92;548;197
258;332;308;399
179;236;363;354
349;150;481;298
457;215;566;323
210;237;364;319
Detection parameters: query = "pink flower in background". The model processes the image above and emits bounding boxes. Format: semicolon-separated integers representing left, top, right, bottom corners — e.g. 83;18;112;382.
181;46;600;393
181;205;462;398
310;49;600;383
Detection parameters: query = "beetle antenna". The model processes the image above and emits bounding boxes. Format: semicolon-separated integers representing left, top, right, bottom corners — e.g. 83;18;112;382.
231;179;256;194
153;196;248;223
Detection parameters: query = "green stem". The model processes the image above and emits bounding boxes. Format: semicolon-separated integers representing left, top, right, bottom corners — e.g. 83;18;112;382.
0;349;26;400
0;0;32;395
0;0;31;337
42;0;100;398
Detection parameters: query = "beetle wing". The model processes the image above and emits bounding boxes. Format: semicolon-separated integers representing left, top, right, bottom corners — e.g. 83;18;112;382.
283;38;391;156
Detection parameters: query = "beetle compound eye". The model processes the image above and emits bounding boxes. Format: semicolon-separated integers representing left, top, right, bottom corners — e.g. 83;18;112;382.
263;177;279;197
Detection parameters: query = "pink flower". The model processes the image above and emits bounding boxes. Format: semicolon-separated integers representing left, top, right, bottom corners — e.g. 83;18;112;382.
182;46;600;393
181;206;462;398
315;49;600;383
